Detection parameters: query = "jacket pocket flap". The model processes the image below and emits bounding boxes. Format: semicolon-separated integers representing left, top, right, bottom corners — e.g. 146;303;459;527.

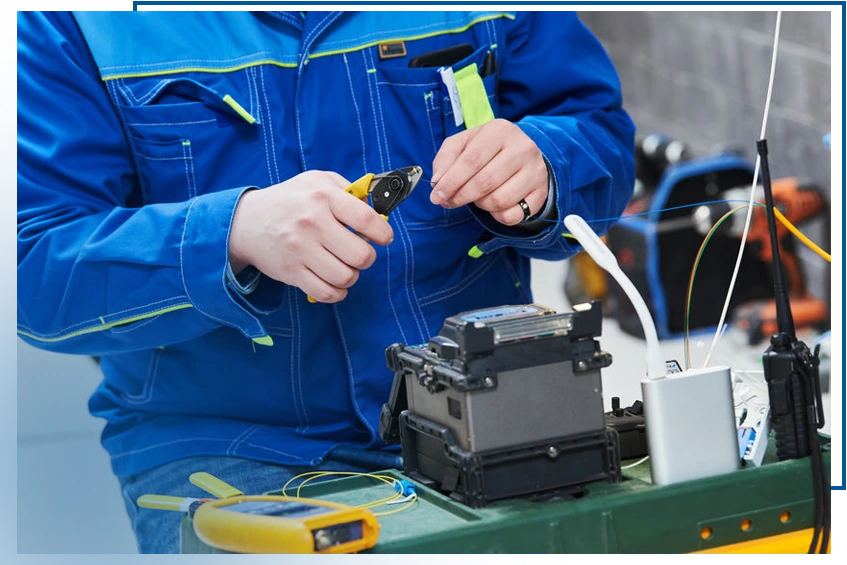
116;77;258;126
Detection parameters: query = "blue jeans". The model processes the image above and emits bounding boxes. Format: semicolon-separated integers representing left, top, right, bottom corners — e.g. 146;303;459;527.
119;451;397;553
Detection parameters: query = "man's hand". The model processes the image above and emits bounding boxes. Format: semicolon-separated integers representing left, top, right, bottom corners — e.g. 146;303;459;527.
430;119;549;226
229;171;394;303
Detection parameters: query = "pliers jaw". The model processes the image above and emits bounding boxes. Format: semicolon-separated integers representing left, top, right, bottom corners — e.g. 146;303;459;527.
370;166;423;216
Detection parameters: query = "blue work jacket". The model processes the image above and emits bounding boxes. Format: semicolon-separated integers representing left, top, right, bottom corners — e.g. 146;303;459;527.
17;11;635;477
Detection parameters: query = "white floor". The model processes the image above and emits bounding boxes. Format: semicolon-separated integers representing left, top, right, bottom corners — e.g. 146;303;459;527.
17;258;830;553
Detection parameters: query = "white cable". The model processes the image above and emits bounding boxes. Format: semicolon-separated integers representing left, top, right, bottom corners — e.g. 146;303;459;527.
703;11;782;368
564;214;666;379
622;456;650;470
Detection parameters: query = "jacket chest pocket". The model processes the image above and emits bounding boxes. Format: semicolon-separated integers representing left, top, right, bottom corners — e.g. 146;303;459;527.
374;44;500;230
110;72;269;204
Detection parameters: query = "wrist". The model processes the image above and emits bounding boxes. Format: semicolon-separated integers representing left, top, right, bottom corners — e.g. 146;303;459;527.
535;156;557;220
229;189;258;275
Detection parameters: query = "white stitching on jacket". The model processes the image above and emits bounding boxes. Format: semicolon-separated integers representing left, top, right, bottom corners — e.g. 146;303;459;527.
257;66;281;183
342;53;368;174
360;50;385;172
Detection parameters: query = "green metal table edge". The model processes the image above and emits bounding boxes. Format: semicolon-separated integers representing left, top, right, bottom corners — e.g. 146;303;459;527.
180;434;831;553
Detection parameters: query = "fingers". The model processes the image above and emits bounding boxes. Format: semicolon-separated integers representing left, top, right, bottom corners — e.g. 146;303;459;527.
431;127;496;206
431;127;475;183
489;185;550;226
237;169;398;304
323;222;378;270
305;171;390;303
429;119;551;227
329;192;394;246
302;212;381;304
474;166;538;213
439;149;525;209
295;266;348;304
309;247;361;290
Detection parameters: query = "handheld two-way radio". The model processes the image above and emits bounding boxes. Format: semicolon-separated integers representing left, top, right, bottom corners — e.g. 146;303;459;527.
756;138;829;553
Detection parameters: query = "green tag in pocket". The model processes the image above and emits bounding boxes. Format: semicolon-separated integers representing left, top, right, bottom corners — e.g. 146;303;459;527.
454;63;495;129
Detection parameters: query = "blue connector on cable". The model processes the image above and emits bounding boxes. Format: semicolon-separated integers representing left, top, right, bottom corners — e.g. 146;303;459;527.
394;480;417;497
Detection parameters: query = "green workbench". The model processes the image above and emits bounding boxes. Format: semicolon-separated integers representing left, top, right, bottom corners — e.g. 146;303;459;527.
180;435;830;553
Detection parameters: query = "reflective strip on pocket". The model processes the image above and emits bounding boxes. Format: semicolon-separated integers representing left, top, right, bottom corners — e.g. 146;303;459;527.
454;63;495;129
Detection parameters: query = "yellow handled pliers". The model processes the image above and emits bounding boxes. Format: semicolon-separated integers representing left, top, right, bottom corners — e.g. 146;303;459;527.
345;165;423;217
307;166;423;303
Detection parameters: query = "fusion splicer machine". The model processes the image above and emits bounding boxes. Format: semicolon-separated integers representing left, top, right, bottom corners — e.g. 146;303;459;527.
379;302;621;508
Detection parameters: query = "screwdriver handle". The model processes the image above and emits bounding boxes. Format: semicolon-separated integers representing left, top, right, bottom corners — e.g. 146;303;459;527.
189;472;243;499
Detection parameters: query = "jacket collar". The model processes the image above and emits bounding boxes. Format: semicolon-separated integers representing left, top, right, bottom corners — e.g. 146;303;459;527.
267;11;343;60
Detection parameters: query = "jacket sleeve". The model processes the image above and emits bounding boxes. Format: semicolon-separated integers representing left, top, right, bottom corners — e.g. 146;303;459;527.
17;11;282;356
469;11;636;260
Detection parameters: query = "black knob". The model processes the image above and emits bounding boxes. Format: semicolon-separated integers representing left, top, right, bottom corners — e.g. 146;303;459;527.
612;397;624;417
770;333;792;349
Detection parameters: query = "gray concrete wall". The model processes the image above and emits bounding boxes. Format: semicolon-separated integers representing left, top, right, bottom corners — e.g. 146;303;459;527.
580;10;832;301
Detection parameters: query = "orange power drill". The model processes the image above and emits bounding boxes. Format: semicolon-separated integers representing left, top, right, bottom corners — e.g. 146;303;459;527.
692;178;828;344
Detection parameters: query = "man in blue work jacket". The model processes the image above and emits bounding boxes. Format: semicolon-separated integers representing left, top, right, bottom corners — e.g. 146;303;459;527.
18;11;635;552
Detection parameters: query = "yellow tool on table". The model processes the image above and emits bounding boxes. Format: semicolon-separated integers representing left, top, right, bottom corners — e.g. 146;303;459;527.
138;472;380;554
308;165;423;303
